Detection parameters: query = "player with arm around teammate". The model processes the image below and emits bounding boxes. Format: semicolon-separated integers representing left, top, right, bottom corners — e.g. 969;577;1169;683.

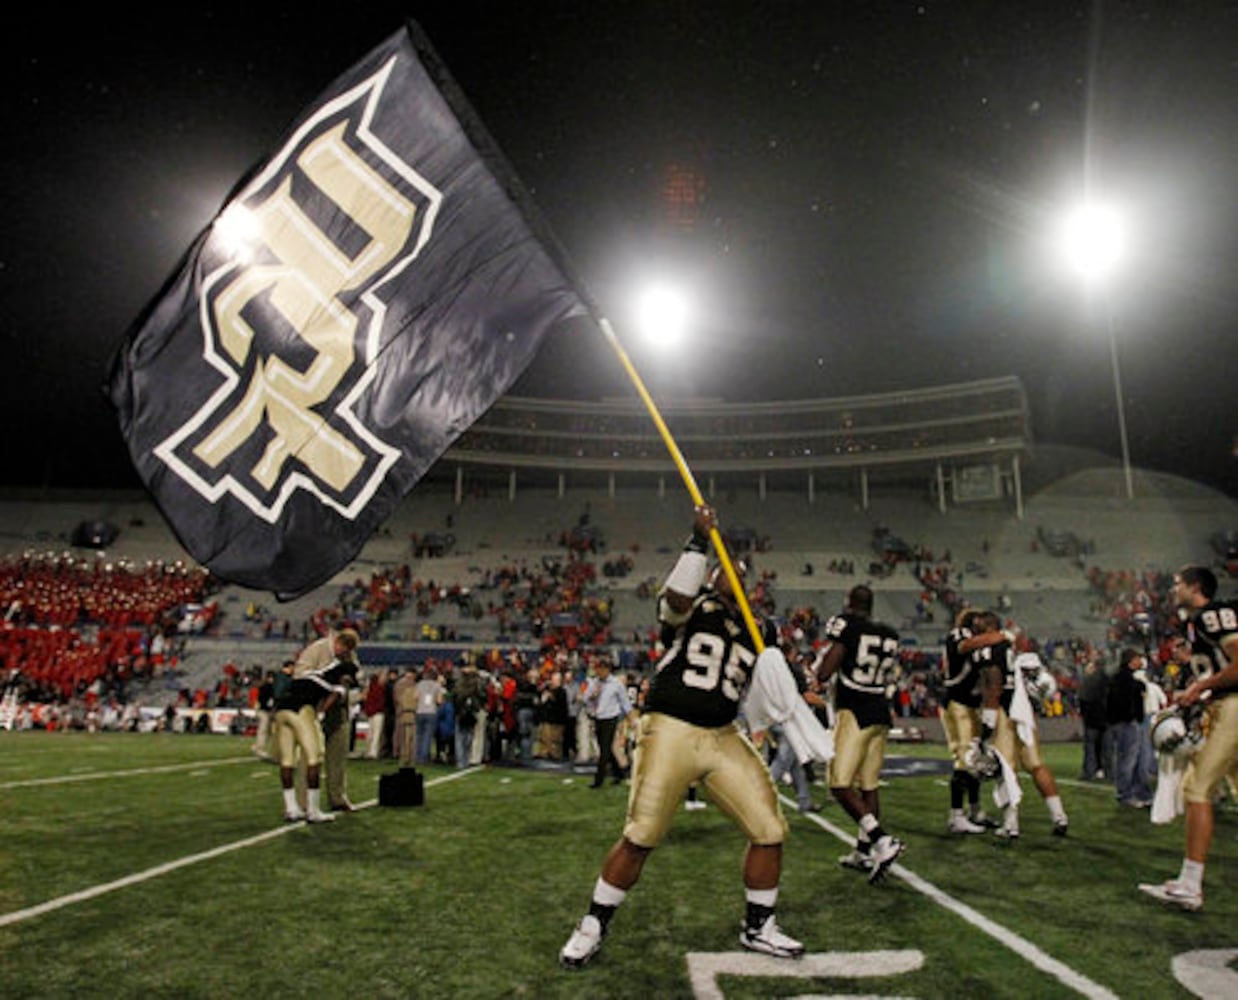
271;657;358;823
974;612;1068;840
940;608;1007;833
559;504;803;969
295;628;361;812
817;584;906;883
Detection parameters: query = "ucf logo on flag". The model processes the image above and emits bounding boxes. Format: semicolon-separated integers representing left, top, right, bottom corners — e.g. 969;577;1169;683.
109;23;588;598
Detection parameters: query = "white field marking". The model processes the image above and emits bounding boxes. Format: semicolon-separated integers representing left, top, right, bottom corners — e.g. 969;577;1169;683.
1055;777;1117;793
0;824;301;930
782;793;1119;1000
0;767;482;929
936;773;1108;796
1172;949;1238;998
0;756;255;789
686;949;923;1000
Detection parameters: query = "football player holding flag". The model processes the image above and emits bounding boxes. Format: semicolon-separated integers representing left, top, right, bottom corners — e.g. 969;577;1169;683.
560;504;803;969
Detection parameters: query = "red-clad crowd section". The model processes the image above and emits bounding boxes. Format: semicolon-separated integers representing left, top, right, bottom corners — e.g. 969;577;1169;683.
0;553;216;700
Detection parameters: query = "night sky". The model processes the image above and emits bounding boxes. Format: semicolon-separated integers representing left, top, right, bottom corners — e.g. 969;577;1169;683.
3;3;1235;495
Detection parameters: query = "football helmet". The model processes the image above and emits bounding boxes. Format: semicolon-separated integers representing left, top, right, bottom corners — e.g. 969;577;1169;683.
1149;704;1205;757
963;738;1001;779
1024;668;1058;702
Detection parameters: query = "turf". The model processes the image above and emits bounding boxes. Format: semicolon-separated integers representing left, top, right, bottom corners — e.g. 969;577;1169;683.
0;733;1233;998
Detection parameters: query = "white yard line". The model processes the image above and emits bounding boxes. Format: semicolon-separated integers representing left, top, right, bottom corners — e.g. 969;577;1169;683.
0;824;301;929
0;767;482;929
785;794;1119;1000
1056;776;1118;793
0;756;256;789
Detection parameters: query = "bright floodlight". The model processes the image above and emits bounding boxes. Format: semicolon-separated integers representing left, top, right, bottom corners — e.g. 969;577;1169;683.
1060;202;1126;284
213;204;261;263
634;285;691;348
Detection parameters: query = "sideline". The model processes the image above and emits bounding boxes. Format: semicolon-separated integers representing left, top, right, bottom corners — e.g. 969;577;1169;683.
783;793;1119;1000
0;766;482;930
0;756;256;789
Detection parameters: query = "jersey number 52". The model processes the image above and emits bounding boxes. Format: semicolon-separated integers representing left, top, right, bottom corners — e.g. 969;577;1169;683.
853;633;898;686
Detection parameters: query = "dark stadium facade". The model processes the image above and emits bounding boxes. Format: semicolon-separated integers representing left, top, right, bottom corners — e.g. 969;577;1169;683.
436;376;1032;517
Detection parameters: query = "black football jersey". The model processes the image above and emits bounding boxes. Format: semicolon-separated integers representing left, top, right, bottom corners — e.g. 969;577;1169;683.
644;593;761;728
943;626;982;708
969;635;1014;711
1188;598;1238;699
274;660;357;713
824;611;900;729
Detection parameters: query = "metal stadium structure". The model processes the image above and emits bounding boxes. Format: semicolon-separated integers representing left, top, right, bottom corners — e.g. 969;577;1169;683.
440;375;1033;516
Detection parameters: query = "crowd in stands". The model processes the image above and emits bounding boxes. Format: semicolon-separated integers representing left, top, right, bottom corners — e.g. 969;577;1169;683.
178;661;269;713
0;629;144;705
240;565;417;644
0;515;1227;739
0;552;215;707
1;551;214;630
409;552;617;652
1086;566;1175;647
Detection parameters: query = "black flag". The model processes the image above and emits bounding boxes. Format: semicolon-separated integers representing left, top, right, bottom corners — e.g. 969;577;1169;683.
109;23;588;598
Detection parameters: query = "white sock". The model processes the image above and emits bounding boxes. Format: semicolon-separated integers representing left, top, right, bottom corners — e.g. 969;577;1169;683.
1179;859;1204;892
593;878;627;908
282;788;297;812
307;788;322;815
745;887;778;908
1045;795;1066;823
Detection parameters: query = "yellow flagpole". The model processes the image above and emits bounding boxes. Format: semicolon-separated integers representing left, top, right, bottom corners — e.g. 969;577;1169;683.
598;318;765;653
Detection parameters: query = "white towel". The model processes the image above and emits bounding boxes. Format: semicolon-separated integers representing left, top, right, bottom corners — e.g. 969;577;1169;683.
990;747;1023;810
743;647;834;764
1151;751;1187;825
1007;668;1037;749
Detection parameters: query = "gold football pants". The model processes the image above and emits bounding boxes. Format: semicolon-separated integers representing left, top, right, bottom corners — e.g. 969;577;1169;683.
623;712;786;848
1183;695;1238;804
941;700;980;768
992;707;1044;772
274;706;325;768
828;709;888;792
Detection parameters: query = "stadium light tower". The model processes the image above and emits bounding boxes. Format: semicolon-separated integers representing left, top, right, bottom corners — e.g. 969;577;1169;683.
1060;201;1134;500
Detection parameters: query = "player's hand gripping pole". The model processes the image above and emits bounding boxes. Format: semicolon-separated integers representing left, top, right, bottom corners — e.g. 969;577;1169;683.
598;318;764;653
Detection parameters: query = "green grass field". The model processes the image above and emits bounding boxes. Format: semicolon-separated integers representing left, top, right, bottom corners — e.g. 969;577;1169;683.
0;733;1234;998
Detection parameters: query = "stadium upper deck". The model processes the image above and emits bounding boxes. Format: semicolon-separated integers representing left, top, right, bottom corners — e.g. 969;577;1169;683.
443;376;1031;514
0;373;1230;664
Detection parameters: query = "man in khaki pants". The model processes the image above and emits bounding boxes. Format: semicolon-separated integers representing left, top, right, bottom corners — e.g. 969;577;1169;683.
392;665;420;766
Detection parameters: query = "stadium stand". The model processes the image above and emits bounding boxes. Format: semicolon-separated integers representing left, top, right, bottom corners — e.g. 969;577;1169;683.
0;380;1232;732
